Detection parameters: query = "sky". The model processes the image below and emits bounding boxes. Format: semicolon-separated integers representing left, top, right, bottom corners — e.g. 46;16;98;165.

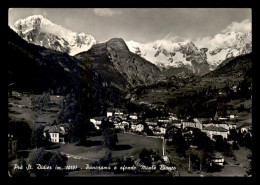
8;8;252;43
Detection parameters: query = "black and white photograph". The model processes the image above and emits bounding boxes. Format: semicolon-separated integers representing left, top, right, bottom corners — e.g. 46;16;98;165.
7;8;253;178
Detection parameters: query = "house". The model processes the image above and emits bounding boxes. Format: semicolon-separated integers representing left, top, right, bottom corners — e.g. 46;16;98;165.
172;121;182;128
8;133;17;158
212;152;225;166
226;122;237;130
202;125;229;139
106;108;114;117
121;114;129;120
90;116;106;130
129;113;138;120
196;118;211;126
44;124;69;144
218;117;228;121
158;117;170;123
152;126;166;135
237;122;252;133
122;121;130;127
212;120;230;130
232;85;238;92
229;115;238;119
132;123;144;132
145;118;158;126
168;113;178;121
114;108;124;117
159;127;166;135
114;120;129;130
182;121;200;129
44;125;59;143
193;118;203;129
114;122;125;130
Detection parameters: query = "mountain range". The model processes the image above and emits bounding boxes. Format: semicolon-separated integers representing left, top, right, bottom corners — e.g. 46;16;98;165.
8;20;252;116
11;15;252;76
126;31;252;73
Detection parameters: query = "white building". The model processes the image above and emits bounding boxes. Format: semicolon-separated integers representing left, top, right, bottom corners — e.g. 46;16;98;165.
129;114;138;120
114;108;124;117
106;108;114;117
182;121;197;129
107;111;113;117
202;125;229;139
145;118;158;126
238;122;252;133
44;124;69;144
90;117;105;130
132;124;144;132
212;153;225;166
158;117;170;123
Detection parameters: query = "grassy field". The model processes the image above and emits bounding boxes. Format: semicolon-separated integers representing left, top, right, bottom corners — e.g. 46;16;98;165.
166;145;251;177
8;91;64;130
8;91;35;128
51;132;163;161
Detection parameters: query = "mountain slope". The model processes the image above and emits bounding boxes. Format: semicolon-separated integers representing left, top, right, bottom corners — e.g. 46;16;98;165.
203;53;252;79
8;26;126;116
75;38;162;90
12;15;96;56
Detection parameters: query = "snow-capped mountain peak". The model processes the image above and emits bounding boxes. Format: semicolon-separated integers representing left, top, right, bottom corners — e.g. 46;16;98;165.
126;39;210;75
126;30;251;74
12;15;96;56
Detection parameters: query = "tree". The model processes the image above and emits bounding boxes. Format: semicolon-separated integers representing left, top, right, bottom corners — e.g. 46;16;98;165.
171;129;189;157
102;128;118;151
192;129;213;153
139;148;155;166
232;141;240;150
228;129;238;141
214;136;233;157
8;119;32;150
144;127;153;136
247;153;252;176
244;133;252;150
32;126;51;148
237;130;244;147
29;148;68;177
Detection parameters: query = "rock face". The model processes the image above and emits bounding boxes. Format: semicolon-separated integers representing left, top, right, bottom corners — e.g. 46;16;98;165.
12;15;96;56
126;40;211;75
75;38;162;90
126;31;251;75
206;31;252;70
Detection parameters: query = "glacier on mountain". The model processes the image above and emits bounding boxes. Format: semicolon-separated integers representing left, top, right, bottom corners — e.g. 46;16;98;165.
12;15;96;56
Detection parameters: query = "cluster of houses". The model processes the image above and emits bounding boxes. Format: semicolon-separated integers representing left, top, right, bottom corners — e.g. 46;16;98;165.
89;108;252;141
41;107;251;145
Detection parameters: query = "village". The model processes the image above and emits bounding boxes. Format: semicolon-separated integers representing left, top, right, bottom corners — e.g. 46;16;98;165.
40;105;252;174
7;90;252;176
44;106;251;144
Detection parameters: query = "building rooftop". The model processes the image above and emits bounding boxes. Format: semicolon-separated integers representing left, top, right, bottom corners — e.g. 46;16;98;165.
92;116;106;121
237;122;252;129
203;125;228;132
145;118;158;122
106;107;114;112
44;125;60;133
